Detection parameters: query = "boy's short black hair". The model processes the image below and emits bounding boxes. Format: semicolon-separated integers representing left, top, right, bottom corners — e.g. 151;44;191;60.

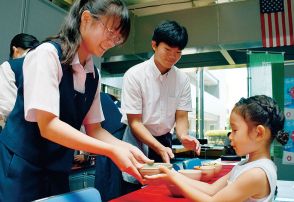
152;20;188;50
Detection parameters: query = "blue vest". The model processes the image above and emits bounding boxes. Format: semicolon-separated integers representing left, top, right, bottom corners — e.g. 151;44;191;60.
0;42;99;172
100;92;125;136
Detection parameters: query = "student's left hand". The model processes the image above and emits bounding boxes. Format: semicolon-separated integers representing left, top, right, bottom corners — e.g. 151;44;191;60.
180;136;201;155
128;144;154;164
109;146;146;184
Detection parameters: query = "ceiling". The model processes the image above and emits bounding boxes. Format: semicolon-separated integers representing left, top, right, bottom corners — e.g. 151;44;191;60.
101;45;294;75
51;0;294;76
126;0;217;16
52;0;219;15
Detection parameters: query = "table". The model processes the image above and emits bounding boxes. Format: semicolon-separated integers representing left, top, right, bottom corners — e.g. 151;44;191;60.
172;145;189;154
274;180;294;201
172;145;225;159
110;165;234;202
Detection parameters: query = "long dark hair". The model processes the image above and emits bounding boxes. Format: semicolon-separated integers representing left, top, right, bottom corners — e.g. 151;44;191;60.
233;95;289;145
48;0;130;65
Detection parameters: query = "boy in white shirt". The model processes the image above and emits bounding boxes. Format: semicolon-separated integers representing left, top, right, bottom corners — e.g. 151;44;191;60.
121;20;201;193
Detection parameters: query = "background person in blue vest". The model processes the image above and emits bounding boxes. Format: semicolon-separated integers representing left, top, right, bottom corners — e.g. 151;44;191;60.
95;92;127;201
0;33;39;131
121;20;201;193
0;0;152;201
73;92;126;201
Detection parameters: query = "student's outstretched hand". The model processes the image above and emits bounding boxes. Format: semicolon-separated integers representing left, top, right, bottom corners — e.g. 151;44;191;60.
109;146;147;184
128;144;154;164
181;136;201;155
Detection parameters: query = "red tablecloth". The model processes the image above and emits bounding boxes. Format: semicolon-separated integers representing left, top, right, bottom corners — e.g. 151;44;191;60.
110;165;234;202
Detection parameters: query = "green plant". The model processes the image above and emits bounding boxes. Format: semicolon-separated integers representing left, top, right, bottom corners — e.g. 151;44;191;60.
205;130;230;137
205;130;230;145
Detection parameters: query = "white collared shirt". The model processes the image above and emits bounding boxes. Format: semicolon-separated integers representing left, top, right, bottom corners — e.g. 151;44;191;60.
71;52;94;93
121;55;192;136
23;42;104;124
0;61;17;126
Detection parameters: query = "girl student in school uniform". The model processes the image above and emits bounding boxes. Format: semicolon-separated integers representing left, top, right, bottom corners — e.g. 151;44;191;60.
0;0;152;201
145;95;289;202
0;33;39;130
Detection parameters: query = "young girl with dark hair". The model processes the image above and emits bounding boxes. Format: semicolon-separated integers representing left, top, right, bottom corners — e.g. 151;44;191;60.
0;0;151;201
145;95;289;202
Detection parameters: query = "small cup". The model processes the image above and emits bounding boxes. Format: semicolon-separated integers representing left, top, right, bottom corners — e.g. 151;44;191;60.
194;165;214;182
202;161;222;176
213;163;222;175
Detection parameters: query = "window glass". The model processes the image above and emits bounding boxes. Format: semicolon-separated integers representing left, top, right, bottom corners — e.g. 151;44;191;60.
184;66;248;146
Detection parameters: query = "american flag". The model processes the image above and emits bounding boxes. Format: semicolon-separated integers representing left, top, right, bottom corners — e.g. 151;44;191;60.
260;0;294;47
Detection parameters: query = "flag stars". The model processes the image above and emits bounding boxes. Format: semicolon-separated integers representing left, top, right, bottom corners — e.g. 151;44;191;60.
260;0;284;13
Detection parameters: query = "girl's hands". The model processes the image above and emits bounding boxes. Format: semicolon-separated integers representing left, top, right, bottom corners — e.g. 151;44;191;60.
144;166;177;185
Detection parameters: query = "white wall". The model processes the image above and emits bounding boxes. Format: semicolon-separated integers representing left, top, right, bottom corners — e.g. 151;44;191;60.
0;0;24;61
0;0;65;62
0;0;102;66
